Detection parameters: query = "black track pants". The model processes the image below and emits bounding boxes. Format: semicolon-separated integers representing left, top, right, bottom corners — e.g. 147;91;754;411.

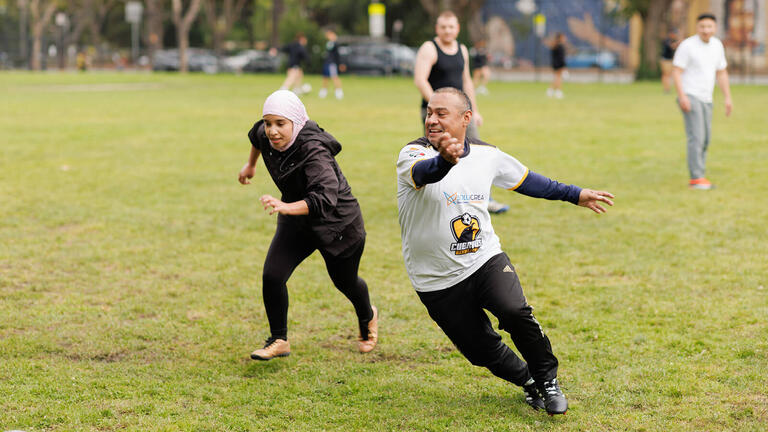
261;222;373;340
417;252;558;386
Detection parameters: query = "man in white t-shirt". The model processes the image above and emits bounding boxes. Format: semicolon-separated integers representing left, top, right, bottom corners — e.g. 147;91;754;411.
672;13;732;190
396;87;614;415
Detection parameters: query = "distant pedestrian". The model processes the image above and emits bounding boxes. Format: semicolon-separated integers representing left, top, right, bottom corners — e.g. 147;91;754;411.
319;29;344;100
472;40;491;95
672;13;732;190
76;51;88;72
546;33;567;99
660;30;681;93
276;33;310;95
239;90;378;360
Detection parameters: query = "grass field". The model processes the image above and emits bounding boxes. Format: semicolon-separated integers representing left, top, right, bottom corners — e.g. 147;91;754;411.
1;71;767;431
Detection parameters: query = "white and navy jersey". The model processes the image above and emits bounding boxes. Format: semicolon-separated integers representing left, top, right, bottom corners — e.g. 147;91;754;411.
396;138;529;292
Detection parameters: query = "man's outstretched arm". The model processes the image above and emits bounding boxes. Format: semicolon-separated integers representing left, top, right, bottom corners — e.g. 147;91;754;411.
516;171;613;213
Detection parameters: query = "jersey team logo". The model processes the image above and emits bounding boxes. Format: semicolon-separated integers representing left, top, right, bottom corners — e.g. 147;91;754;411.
450;212;482;255
406;146;426;158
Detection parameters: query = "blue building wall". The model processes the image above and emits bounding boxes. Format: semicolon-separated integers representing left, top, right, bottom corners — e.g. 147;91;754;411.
483;0;631;68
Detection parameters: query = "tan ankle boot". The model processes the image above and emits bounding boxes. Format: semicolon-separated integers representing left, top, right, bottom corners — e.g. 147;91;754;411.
251;338;290;360
358;306;378;353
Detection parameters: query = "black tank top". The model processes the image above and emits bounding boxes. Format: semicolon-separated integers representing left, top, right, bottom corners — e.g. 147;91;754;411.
423;39;464;107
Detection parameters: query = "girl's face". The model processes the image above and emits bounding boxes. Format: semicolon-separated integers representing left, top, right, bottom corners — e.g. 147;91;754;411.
263;114;294;151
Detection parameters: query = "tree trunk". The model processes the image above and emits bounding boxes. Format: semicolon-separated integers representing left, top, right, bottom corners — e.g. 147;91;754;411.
640;0;674;75
172;0;202;73
30;0;57;71
242;0;254;49
18;0;29;67
63;0;91;50
271;0;283;47
143;0;166;66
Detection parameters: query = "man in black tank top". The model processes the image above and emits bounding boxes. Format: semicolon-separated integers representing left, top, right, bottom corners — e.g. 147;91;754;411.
415;11;483;135
414;11;509;214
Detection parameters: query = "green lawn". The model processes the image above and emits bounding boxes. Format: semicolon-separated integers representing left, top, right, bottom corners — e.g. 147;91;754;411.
1;72;766;431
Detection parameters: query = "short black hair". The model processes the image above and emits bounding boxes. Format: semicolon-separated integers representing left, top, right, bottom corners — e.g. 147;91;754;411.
434;87;472;112
697;13;716;22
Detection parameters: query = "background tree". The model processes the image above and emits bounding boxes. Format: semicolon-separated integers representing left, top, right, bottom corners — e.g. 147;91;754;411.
621;0;675;79
62;0;91;52
142;0;166;65
29;0;56;70
171;0;202;72
270;0;282;47
86;0;116;63
202;0;247;57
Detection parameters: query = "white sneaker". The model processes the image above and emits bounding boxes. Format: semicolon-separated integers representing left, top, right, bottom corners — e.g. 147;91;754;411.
554;90;564;99
301;83;312;94
335;88;344;100
477;85;489;95
319;88;328;98
488;199;509;214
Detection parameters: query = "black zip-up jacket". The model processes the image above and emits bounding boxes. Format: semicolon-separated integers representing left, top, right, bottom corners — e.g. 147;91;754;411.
248;120;365;256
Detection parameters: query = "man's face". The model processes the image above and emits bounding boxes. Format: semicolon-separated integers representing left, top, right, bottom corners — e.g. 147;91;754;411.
425;92;471;146
263;114;294;151
435;16;459;44
696;18;717;42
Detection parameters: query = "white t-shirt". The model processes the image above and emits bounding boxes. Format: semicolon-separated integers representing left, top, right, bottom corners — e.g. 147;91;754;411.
672;35;727;103
396;139;528;292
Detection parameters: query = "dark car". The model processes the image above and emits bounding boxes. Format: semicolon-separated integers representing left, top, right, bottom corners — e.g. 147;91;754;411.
338;42;415;76
241;50;281;73
152;49;218;73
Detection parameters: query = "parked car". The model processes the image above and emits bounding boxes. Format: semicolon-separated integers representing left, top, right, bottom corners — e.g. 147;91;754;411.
566;50;618;70
152;49;218;73
222;49;280;73
338;42;416;76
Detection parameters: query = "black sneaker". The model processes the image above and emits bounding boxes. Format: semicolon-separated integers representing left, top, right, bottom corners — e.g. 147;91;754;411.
538;378;568;415
522;382;545;410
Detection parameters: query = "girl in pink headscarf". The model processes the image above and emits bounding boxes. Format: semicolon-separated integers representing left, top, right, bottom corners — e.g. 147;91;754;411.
238;90;378;360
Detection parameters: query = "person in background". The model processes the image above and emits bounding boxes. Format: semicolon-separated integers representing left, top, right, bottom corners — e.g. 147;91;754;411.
275;33;310;95
672;13;732;190
472;39;491;95
660;29;681;93
319;29;345;100
546;33;567;99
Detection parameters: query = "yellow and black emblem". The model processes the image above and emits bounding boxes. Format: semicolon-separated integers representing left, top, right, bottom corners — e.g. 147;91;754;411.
450;212;482;255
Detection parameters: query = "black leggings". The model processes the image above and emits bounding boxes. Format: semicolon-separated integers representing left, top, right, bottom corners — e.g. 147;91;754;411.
417;253;558;386
262;222;373;340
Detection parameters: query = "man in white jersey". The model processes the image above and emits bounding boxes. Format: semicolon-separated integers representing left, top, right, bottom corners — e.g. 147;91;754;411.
672;13;732;190
396;87;614;415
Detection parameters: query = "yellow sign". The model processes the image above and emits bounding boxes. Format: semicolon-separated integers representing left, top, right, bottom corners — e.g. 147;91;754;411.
534;14;546;25
368;3;385;16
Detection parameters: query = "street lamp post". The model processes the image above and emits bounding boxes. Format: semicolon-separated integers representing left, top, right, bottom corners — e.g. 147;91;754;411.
125;1;143;65
55;12;68;70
